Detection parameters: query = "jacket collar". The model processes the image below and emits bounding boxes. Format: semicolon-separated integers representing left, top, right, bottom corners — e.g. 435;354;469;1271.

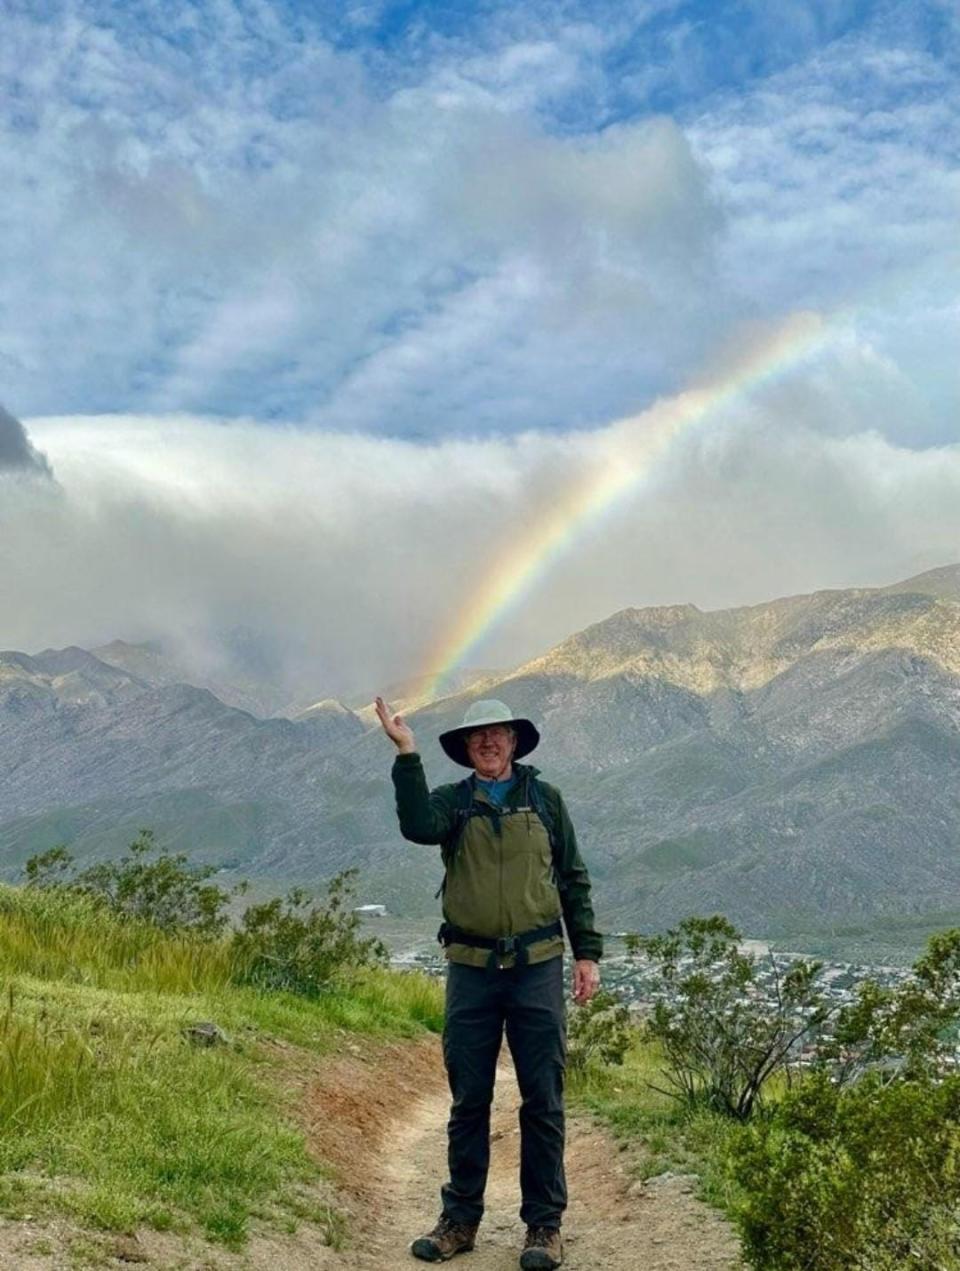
469;762;540;808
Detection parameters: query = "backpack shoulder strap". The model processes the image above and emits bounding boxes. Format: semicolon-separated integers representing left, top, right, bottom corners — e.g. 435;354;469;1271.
434;777;475;899
447;777;478;849
525;774;567;894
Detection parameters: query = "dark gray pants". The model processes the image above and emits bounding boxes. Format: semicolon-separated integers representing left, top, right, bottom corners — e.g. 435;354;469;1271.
440;956;567;1229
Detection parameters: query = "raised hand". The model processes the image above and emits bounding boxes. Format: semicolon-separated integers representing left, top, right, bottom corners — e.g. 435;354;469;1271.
375;696;417;754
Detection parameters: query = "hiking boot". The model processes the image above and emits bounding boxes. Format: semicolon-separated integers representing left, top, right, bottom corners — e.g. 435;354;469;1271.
519;1225;563;1270
410;1214;479;1262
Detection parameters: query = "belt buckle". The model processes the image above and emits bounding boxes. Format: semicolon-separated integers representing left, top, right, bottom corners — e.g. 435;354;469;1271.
495;936;518;961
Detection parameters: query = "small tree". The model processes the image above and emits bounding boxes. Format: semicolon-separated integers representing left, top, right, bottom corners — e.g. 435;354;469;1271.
23;845;74;889
24;829;239;938
231;868;387;996
632;915;831;1120
821;927;960;1085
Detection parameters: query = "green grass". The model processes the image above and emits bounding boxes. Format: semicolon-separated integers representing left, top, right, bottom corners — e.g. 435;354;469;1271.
0;883;235;994
0;882;443;1252
568;1037;743;1213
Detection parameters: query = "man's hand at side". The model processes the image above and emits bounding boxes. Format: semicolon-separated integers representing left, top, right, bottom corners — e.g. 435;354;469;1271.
573;958;600;1005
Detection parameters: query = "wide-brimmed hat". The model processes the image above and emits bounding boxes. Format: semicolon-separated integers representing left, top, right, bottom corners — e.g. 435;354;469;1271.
438;699;540;768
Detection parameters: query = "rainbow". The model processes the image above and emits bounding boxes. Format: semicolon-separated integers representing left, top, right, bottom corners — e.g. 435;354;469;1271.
419;311;831;702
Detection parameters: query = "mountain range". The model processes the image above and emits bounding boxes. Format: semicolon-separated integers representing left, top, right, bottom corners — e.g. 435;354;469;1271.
2;563;960;947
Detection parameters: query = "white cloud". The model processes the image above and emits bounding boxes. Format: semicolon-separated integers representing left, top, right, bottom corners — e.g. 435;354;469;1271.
0;2;722;433
0;0;955;454
687;27;960;441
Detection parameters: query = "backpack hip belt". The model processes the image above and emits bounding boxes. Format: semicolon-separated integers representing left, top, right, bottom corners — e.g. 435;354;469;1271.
437;919;563;973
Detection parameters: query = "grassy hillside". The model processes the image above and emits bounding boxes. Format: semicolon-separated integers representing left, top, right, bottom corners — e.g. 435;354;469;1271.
0;881;443;1261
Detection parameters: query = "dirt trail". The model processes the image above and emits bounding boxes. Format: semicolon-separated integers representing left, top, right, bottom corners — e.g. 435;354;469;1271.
329;1049;741;1271
0;1038;742;1268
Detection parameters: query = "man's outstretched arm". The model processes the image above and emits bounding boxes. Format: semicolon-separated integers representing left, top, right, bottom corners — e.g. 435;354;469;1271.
391;752;456;845
376;696;455;846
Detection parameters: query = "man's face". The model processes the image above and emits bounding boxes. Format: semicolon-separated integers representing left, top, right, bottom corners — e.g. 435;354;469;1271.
464;724;517;779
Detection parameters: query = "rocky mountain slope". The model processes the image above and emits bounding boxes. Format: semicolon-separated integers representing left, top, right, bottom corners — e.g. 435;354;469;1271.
2;565;960;941
0;644;365;878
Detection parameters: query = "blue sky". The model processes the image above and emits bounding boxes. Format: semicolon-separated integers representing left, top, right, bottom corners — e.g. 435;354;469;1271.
2;0;957;440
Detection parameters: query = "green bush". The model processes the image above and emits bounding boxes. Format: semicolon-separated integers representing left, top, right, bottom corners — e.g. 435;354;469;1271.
567;989;634;1077
631;916;830;1119
600;921;960;1269
822;927;960;1084
727;1072;960;1270
24;834;389;995
24;829;239;938
231;869;387;996
718;927;960;1269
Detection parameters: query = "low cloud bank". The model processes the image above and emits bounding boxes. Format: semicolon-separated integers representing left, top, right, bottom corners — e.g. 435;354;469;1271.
4;339;958;699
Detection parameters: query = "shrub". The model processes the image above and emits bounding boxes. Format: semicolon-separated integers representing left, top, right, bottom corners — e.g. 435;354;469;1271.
631;916;831;1119
727;1071;960;1270
24;829;240;938
714;927;960;1268
231;869;387;996
822;927;960;1084
23;835;392;997
567;989;634;1077
617;920;960;1268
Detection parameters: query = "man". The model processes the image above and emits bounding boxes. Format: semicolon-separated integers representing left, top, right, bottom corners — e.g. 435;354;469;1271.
375;696;602;1270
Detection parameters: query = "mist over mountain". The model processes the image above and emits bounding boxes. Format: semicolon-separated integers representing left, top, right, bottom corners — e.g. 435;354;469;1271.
2;563;960;947
88;638;301;719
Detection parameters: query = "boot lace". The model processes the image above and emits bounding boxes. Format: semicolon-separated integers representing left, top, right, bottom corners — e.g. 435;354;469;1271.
434;1215;474;1239
524;1225;558;1248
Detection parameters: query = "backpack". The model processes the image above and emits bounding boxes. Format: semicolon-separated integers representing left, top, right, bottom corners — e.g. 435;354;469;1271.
434;770;567;901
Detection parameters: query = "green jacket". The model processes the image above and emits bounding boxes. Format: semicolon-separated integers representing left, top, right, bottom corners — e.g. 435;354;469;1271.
390;752;603;964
